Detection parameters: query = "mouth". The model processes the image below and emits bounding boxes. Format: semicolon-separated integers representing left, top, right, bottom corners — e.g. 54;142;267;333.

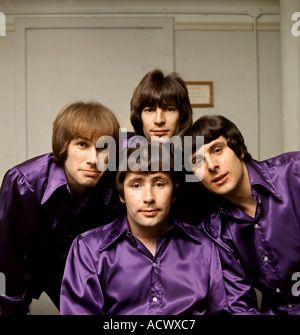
152;129;168;136
81;170;101;177
212;173;228;185
140;209;159;217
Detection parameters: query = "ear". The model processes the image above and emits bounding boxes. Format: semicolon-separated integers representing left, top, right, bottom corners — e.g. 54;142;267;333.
119;194;125;204
240;151;245;160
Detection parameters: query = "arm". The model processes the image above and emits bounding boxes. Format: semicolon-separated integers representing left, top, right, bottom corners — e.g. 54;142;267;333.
0;168;39;314
217;245;260;314
206;243;229;314
60;236;105;315
207;243;260;315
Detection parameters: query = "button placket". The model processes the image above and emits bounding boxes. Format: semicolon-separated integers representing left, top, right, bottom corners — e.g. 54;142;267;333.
253;219;281;292
149;258;162;312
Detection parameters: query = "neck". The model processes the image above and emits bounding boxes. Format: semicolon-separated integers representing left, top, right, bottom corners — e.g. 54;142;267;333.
128;219;169;256
223;162;257;218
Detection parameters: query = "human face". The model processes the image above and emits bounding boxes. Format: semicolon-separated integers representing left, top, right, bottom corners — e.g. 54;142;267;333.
141;105;180;142
193;136;249;200
64;136;105;195
120;172;176;235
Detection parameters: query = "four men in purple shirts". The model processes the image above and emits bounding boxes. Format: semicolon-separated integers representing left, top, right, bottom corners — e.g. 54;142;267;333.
1;68;299;315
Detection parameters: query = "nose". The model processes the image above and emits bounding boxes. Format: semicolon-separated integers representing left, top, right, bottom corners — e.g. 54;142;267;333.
154;108;165;125
86;147;97;165
143;185;155;204
205;155;219;172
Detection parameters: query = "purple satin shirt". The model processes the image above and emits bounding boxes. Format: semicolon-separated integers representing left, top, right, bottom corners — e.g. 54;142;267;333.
60;215;259;315
0;153;122;314
201;152;300;314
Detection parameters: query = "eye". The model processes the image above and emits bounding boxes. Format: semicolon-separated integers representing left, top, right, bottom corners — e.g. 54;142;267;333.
154;181;164;188
166;106;177;112
213;147;223;154
143;107;155;113
195;158;204;166
192;154;204;165
131;183;141;189
78;141;87;148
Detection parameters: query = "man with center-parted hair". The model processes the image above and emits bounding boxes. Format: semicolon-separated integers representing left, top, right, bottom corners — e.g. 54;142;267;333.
60;142;259;315
0;101;123;314
124;68;193;147
125;68;195;219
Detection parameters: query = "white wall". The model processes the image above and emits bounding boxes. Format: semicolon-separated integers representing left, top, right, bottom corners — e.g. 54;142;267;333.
0;0;283;184
0;0;294;314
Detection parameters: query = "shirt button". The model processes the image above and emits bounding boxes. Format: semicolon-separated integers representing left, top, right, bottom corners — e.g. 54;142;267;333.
254;224;259;229
152;262;157;268
288;303;292;308
264;256;269;262
275;288;280;293
153;297;158;302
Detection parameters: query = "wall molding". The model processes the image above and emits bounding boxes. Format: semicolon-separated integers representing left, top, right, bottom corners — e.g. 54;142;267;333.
175;22;280;31
6;17;280;33
14;16;174;162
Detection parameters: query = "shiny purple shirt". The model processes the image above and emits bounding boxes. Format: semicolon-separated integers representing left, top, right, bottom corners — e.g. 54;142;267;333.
0;153;122;314
60;215;258;315
202;152;300;314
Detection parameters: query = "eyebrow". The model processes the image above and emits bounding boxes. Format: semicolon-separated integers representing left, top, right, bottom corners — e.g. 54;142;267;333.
126;176;143;183
74;136;90;141
151;174;170;182
192;140;225;159
125;173;170;184
206;141;226;152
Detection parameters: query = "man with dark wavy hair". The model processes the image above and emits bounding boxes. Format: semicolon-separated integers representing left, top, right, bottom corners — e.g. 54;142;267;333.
183;114;300;314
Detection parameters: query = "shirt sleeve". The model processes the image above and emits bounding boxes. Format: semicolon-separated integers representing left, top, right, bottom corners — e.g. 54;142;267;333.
0;168;39;314
217;245;260;314
60;236;105;315
206;242;230;314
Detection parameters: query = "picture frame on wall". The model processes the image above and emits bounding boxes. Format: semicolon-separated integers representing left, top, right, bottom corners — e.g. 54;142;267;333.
185;81;214;108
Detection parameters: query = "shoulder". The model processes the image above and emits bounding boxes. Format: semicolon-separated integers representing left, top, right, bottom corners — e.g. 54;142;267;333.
15;153;54;178
2;153;55;188
261;152;300;168
75;216;123;250
176;220;215;248
6;153;54;182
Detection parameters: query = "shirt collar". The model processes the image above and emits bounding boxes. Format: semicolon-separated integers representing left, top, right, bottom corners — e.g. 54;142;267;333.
214;158;282;218
98;215;130;252
41;162;69;204
246;159;282;201
98;216;203;252
41;160;114;205
169;219;204;244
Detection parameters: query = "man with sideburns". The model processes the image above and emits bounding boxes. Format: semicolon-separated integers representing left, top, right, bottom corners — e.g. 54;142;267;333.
0;101;122;314
60;142;259;315
183;114;300;314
